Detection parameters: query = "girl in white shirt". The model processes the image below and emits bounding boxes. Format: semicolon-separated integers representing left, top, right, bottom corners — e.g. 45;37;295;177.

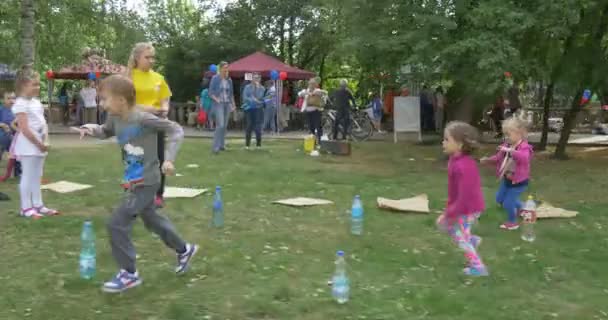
12;66;59;218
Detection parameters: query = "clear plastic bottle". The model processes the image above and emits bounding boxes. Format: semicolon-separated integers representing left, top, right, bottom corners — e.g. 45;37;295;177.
351;195;363;235
331;250;350;304
521;195;537;242
212;186;224;228
79;220;96;279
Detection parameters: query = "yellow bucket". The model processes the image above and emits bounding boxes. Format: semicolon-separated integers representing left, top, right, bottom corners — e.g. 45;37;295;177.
303;135;316;153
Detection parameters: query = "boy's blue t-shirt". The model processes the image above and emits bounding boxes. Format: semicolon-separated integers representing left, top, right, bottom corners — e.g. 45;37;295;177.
0;104;15;125
200;89;212;112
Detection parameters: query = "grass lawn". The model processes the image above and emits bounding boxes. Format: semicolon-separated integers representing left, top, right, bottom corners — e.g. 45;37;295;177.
1;137;607;320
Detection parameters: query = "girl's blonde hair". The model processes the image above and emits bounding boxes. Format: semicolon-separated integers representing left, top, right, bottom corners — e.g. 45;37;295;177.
15;65;39;96
444;121;481;154
502;117;528;134
126;42;155;77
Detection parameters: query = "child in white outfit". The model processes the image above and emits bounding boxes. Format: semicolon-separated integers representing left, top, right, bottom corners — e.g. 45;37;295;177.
11;66;58;219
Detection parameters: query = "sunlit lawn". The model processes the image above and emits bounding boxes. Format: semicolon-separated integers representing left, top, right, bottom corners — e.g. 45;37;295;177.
1;136;607;320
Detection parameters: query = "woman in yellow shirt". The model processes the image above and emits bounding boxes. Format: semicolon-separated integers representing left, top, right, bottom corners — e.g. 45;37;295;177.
127;42;172;207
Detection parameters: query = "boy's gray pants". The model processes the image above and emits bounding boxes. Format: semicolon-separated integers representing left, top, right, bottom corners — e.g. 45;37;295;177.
107;184;186;272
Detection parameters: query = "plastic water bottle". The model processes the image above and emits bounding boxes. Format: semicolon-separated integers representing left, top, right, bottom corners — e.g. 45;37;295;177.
212;186;224;227
521;196;537;242
351;195;363;235
79;220;96;279
331;250;350;304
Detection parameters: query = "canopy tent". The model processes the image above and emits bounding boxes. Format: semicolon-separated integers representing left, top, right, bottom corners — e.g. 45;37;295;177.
53;54;126;80
227;52;315;80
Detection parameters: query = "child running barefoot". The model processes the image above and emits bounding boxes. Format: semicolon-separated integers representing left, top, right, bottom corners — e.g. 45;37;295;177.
76;75;198;293
12;66;57;219
437;121;488;276
481;117;533;230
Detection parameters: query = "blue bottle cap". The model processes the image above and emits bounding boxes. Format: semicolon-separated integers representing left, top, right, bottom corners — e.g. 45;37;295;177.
355;195;360;199
337;250;344;257
84;220;92;226
216;186;221;190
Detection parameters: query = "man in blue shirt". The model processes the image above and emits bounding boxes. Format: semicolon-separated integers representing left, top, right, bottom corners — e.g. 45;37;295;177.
0;91;20;180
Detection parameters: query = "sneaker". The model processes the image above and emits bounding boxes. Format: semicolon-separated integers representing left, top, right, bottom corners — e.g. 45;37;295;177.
36;206;60;216
463;266;489;277
470;235;482;249
102;270;142;293
499;222;519;230
20;208;43;220
154;196;164;208
175;243;199;275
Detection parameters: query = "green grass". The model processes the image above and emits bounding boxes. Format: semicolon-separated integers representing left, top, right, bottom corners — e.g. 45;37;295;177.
1;137;608;320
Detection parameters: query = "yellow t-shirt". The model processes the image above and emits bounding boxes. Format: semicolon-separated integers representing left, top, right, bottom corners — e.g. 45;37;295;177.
131;68;172;109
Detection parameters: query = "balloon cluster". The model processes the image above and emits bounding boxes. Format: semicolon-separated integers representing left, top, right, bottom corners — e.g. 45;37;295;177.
209;64;218;73
270;70;288;80
87;72;101;80
580;89;592;106
45;70;54;79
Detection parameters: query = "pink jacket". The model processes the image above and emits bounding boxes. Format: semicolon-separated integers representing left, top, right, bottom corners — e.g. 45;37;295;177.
489;140;533;184
446;153;485;220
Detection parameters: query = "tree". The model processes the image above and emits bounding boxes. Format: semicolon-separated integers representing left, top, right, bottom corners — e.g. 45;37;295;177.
20;0;35;67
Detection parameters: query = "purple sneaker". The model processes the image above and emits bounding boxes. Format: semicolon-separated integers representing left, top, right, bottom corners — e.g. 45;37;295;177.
175;243;199;274
102;270;142;293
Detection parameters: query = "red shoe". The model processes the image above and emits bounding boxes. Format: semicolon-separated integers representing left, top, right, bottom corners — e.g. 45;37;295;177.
154;196;164;208
37;206;60;216
499;222;519;230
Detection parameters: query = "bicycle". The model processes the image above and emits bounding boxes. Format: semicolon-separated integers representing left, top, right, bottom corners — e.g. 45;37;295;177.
322;107;374;142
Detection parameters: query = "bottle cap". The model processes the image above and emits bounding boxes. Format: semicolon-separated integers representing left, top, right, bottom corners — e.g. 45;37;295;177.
528;195;533;200
337;250;344;257
355;195;360;199
84;220;92;225
216;186;221;190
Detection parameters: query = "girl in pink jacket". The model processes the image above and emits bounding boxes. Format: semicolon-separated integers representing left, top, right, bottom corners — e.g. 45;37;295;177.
437;121;487;276
482;117;533;230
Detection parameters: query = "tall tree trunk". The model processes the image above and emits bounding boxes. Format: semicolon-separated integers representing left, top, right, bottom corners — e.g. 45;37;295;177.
554;90;583;159
319;54;327;87
21;0;35;67
278;17;286;61
538;82;554;151
287;16;295;65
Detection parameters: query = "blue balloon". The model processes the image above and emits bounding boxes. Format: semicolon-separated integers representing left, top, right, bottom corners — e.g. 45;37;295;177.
209;64;218;73
270;70;279;80
583;89;591;99
87;72;96;80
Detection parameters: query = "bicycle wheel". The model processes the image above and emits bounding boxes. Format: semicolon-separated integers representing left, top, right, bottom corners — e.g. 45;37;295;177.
322;117;334;140
350;112;373;142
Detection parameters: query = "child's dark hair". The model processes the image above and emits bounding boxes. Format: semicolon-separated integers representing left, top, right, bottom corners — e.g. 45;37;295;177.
99;74;136;108
444;121;480;154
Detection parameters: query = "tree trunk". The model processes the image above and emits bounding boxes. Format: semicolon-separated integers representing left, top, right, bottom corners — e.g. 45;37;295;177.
538;82;554;151
278;17;286;61
319;54;327;87
287;16;295;65
20;0;35;67
554;90;583;159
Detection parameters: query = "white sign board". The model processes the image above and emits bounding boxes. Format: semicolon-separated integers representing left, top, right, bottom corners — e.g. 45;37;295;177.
393;96;422;143
245;73;253;81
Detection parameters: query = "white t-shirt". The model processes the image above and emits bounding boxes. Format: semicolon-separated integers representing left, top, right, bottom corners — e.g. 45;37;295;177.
12;97;48;157
80;87;97;108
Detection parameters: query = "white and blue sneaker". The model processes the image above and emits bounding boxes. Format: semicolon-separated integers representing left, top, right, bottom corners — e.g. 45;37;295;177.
175;243;199;275
102;269;142;293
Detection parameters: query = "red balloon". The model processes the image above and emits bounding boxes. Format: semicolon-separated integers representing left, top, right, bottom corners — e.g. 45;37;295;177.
504;71;512;78
95;71;101;79
279;71;288;81
45;70;54;79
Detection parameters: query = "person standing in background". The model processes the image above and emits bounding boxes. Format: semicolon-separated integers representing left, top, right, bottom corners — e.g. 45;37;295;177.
80;80;98;124
126;42;173;208
434;86;446;133
263;80;277;134
242;73;266;149
208;62;236;154
331;79;356;140
58;83;70;125
420;84;435;131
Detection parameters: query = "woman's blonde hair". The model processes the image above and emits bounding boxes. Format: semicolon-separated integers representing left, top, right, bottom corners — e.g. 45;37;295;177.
126;42;155;77
444;121;481;154
15;65;39;96
502;117;528;135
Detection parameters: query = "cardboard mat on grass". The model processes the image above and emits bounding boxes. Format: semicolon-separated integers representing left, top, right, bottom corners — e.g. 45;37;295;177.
41;181;93;193
536;202;578;219
163;187;207;198
377;194;430;214
273;197;334;207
